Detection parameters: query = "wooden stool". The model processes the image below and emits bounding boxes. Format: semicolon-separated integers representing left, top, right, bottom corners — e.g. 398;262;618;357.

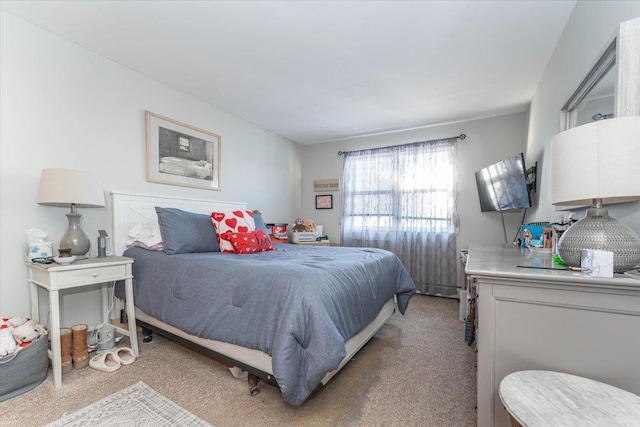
499;370;640;427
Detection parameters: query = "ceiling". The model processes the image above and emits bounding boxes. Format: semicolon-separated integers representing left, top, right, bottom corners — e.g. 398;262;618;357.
1;1;576;144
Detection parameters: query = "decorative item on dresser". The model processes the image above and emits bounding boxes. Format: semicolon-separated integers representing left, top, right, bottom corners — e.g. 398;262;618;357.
550;116;640;272
37;168;106;256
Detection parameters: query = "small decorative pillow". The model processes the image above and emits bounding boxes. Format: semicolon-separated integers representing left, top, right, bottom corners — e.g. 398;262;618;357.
211;211;257;253
228;230;274;254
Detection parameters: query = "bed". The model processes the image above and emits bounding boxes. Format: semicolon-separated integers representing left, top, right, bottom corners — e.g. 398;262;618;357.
111;192;416;405
158;156;213;180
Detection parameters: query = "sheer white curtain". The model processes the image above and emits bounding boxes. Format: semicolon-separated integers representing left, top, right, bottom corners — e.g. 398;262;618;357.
341;138;458;296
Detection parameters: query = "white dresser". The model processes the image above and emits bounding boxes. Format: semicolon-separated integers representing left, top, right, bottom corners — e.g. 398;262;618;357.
465;244;640;427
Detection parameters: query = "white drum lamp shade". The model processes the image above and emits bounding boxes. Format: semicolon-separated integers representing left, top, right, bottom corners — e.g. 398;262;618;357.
550;116;640;272
37;168;106;256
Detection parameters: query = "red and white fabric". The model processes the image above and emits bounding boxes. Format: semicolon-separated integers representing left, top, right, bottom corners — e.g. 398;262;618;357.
210;211;257;253
228;230;274;254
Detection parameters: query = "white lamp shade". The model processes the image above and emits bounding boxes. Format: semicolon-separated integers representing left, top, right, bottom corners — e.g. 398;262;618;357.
551;116;640;206
37;168;105;207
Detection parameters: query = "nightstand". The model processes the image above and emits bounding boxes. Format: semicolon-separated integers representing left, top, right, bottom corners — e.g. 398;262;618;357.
26;256;138;387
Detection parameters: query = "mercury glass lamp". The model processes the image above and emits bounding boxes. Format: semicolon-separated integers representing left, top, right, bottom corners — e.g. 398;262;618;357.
550;116;640;273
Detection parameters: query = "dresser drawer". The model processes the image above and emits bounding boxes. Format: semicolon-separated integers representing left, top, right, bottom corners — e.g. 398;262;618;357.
55;265;126;287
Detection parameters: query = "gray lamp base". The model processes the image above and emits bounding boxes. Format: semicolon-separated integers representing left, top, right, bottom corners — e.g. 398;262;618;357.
60;212;90;256
557;207;640;273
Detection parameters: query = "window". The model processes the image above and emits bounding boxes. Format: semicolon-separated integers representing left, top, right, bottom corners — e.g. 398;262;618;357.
341;138;459;296
342;139;457;234
178;136;190;152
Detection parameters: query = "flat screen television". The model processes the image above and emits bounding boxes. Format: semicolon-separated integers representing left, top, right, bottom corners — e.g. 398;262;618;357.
475;153;532;212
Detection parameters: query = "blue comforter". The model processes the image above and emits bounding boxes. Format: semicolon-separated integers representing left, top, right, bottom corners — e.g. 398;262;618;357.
121;244;416;405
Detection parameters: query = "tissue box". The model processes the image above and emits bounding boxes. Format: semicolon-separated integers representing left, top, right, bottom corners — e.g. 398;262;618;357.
581;249;614;278
24;242;52;261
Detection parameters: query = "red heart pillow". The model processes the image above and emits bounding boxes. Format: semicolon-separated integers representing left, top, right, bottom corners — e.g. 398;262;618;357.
212;212;225;222
228;230;274;254
211;211;256;253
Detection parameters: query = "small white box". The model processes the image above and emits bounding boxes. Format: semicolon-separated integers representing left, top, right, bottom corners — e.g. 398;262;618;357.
24;242;53;261
289;232;317;243
288;225;324;243
581;249;614;278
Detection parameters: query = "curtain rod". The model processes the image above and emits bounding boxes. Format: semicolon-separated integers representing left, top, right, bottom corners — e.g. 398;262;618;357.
338;133;465;156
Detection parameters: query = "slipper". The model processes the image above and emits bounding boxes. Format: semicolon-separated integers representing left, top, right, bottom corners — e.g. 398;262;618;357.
112;347;136;365
89;351;121;372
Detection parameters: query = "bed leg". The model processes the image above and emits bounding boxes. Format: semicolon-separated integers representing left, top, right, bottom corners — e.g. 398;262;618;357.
248;373;261;396
142;327;153;343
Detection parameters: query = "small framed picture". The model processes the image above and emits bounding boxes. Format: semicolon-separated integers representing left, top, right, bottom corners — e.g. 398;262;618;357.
316;194;333;209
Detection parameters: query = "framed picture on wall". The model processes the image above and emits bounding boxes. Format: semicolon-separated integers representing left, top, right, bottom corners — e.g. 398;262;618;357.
145;111;221;190
316;194;333;209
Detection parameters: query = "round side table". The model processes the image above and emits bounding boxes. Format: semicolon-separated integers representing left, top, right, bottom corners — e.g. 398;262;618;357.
499;370;640;427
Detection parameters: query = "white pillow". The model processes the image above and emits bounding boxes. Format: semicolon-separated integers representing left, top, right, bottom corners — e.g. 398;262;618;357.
126;219;163;247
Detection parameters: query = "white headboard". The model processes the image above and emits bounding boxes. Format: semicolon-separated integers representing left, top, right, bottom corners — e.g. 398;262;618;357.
110;192;248;256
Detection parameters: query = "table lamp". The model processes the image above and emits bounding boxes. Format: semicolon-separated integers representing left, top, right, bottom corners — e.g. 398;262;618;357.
37;168;106;256
551;116;640;273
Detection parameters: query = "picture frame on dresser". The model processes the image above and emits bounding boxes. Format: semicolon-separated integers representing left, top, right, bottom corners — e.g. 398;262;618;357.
145;111;221;190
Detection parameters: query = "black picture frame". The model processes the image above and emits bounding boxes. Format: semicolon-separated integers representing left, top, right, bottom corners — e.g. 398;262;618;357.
316;194;333;209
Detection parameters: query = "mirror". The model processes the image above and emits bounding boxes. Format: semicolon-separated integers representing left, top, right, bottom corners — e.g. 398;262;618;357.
577;64;616;126
561;18;640;131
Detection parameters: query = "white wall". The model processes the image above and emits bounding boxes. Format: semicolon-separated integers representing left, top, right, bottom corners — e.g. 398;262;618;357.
5;2;638;328
0;12;302;326
300;112;529;283
526;3;640;232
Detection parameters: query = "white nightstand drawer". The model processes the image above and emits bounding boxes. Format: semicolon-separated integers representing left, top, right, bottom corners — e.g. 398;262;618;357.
56;265;126;287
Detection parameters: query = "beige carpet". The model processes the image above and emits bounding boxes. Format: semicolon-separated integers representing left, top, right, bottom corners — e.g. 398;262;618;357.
0;295;477;427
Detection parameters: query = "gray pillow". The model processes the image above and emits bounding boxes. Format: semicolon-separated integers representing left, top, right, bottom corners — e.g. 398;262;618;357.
155;207;220;254
252;211;272;242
